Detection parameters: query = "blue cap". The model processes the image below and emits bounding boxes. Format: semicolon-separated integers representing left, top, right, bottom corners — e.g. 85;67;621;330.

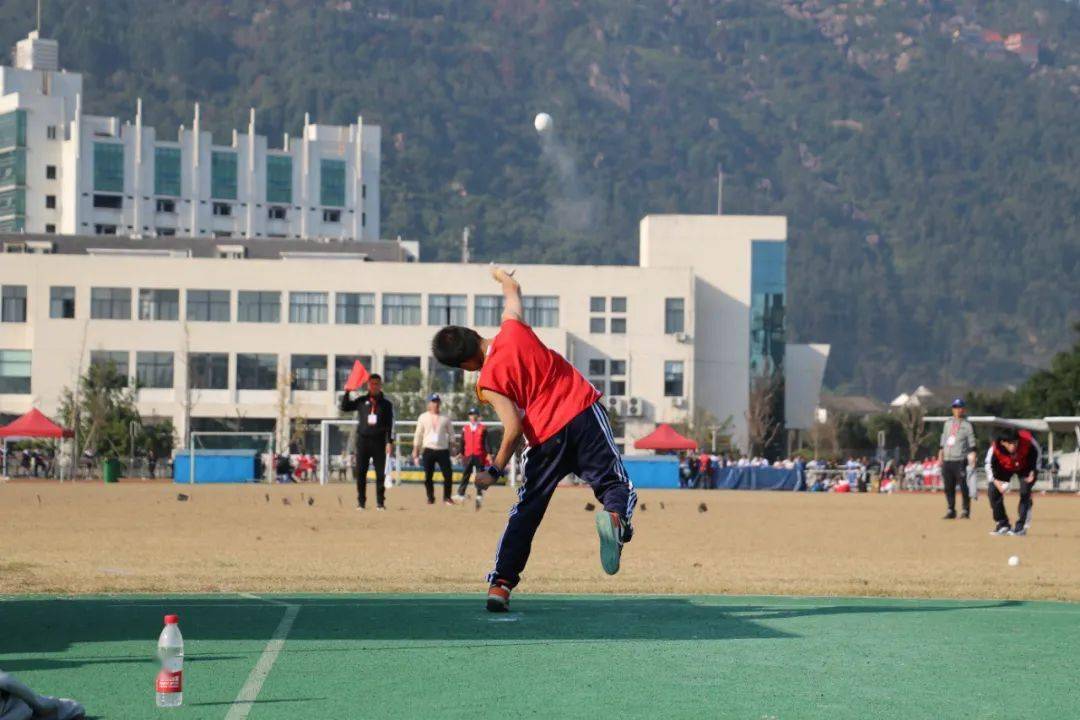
427;393;441;403
951;398;965;408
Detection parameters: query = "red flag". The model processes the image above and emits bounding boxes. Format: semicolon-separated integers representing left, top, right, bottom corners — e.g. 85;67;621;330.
343;360;370;392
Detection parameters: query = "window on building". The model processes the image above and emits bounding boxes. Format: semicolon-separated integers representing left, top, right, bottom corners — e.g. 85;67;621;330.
609;379;627;397
44;195;56;209
665;298;685;335
212;202;233;217
474;295;504;327
322;209;341;223
383;355;420;384
0;349;31;394
189;353;229;390
90;350;129;386
335;355;372;392
93;224;118;235
154;146;181;197
93;142;124;193
1;285;27;322
45;165;56;179
90;287;131;319
750;240;787;377
523;296;559;327
138;288;179;321
93;194;122;209
289;292;328;324
590;297;606;313
156;199;176;214
610;317;627;334
236;353;278;390
238;291;280;323
320;159;346;207
609;360;627;397
156;227;176;237
361;212;366;227
610;360;626;376
0;149;26;189
589;317;605;334
588;358;606;393
336;293;375;325
664;361;685;397
46;126;57;140
0;111;27;149
428;294;467;326
50;286;75;318
429;356;464;392
267;206;287;221
291;354;328;391
611;296;627;313
186;290;230;322
266;155;292;204
382;293;421;326
136;351;174;389
45;224;55;234
211;151;238;200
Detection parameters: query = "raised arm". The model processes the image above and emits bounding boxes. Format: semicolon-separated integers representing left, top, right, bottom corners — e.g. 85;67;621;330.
491;264;523;323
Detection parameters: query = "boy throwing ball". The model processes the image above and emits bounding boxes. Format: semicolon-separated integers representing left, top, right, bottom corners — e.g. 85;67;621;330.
431;265;636;612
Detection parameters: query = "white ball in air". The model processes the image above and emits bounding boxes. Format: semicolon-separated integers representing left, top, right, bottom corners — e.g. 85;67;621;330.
534;113;553;134
1008;555;1020;567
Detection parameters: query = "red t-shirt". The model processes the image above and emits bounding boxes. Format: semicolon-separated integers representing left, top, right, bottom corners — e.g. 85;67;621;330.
478;319;601;445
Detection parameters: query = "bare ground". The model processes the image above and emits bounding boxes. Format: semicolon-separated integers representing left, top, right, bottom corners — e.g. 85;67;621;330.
1;481;1078;600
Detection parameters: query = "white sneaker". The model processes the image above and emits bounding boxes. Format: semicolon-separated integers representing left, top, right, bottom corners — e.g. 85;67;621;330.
452;494;466;503
475;495;483;511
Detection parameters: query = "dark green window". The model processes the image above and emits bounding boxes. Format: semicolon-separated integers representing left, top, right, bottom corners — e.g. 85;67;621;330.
93;143;125;193
0;150;26;188
0;111;26;150
266;155;292;204
0;189;26;218
211;151;238;200
154;147;181;197
320;159;345;207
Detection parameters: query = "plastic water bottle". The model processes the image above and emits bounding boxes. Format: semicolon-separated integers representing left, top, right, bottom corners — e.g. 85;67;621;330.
155;614;184;708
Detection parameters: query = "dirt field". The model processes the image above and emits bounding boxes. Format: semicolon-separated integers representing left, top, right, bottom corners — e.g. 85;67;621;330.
1;481;1078;600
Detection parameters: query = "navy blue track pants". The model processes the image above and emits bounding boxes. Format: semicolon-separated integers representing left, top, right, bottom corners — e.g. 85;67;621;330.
488;402;637;588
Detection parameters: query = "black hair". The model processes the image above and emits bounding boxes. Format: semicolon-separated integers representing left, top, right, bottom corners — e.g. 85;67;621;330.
431;326;482;368
994;427;1019;444
368;373;382;382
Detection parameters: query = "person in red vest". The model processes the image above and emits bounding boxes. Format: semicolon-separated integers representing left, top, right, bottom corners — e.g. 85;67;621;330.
431;265;636;612
454;407;490;510
696;452;713;489
984;427;1042;536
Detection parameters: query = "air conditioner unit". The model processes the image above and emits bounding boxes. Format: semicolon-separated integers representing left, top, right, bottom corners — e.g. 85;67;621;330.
674;331;691;343
604;396;625;415
625;397;644;417
672;396;688;409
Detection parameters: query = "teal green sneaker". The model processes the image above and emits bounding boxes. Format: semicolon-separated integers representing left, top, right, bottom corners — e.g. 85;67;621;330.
595;511;624;575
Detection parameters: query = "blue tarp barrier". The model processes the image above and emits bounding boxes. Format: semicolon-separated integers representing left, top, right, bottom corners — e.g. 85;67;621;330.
710;466;800;490
173;450;259;483
621;456;680;489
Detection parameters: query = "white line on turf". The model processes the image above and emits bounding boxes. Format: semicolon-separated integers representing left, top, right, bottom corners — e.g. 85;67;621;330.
224;596;301;720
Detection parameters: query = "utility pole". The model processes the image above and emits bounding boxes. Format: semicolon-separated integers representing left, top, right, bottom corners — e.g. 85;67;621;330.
716;163;723;215
37;0;42;34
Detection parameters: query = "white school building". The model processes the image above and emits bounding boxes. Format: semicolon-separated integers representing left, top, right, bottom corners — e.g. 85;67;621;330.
0;31;380;242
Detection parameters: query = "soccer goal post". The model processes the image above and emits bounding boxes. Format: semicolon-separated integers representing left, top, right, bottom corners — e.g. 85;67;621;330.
318;419;516;487
187;431;276;485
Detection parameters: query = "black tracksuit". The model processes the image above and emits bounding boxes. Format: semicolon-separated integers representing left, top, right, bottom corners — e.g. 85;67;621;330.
339;391;395;508
984;433;1041;530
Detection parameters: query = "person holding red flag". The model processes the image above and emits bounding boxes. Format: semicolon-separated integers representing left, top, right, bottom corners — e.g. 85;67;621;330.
984;427;1041;536
339;371;395;510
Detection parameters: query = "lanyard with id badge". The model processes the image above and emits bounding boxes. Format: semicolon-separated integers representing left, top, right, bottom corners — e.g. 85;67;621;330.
367;401;379;427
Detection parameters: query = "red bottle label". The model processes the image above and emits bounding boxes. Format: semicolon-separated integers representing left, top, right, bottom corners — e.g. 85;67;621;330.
156;670;182;693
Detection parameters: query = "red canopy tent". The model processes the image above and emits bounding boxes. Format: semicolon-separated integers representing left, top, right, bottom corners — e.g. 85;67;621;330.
633;423;698;452
0;408;73;439
0;409;73;478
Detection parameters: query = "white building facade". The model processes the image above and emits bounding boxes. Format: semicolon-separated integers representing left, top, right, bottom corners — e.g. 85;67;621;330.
0;215;827;454
0;31;380;242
